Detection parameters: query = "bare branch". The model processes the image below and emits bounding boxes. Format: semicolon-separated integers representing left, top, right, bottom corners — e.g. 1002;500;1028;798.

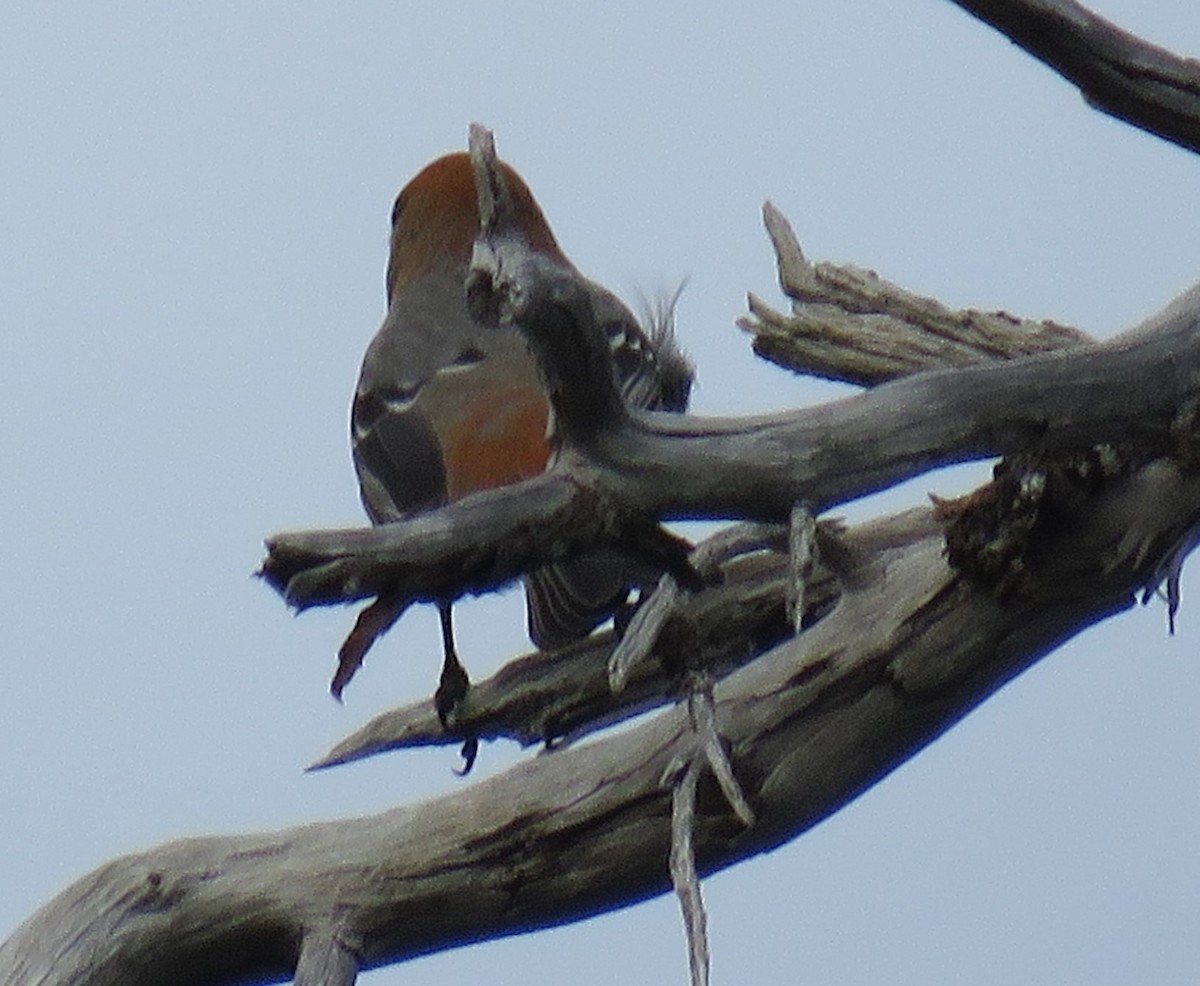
608;522;790;693
21;158;1200;977
670;754;708;986
266;260;1200;609
269;191;1200;768
294;931;358;986
786;504;817;633
310;542;825;767
608;573;684;692
11;456;1200;985
740;202;1090;384
949;0;1200;155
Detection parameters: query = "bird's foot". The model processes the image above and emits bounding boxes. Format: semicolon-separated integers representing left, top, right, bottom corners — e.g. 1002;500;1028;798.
434;658;470;728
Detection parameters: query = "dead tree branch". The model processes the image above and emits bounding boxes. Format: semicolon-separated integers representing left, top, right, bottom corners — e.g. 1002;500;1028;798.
7;454;1199;984
949;0;1200;155
740;201;1089;385
14;146;1200;982
263;173;1200;768
264;265;1200;608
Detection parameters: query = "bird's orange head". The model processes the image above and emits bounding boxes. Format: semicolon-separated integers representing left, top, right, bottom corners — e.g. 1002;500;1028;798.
386;152;569;303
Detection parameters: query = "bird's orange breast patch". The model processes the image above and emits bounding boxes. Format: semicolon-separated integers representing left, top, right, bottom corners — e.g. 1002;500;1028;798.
439;385;552;500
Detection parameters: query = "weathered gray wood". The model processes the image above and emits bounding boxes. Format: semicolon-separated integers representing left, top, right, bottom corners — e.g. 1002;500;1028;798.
950;0;1200;155
308;530;836;767
6;458;1197;985
12;232;1200;986
264;267;1200;611
294;931;358;986
741;202;1089;385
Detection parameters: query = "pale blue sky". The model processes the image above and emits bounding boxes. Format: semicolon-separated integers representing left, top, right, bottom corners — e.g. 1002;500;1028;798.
3;3;1200;983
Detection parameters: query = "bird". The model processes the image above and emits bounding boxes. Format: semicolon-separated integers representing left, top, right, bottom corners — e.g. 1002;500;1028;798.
350;151;692;725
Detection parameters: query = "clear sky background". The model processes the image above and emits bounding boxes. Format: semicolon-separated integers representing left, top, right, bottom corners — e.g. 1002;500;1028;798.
4;3;1200;984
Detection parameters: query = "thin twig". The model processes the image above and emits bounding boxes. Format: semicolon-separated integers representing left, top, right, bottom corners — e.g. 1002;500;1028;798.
670;756;708;986
294;930;359;986
787;505;817;634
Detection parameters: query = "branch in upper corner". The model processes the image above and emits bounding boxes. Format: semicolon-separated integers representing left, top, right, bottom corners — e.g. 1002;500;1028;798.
949;0;1200;155
739;203;1090;386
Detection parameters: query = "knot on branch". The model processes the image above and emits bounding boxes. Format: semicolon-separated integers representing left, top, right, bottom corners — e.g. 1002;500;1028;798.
936;443;1135;595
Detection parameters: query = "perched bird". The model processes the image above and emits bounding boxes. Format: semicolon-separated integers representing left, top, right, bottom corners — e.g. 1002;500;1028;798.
351;152;692;723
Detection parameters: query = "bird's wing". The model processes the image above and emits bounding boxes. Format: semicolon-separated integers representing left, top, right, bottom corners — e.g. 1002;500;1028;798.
523;285;694;649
